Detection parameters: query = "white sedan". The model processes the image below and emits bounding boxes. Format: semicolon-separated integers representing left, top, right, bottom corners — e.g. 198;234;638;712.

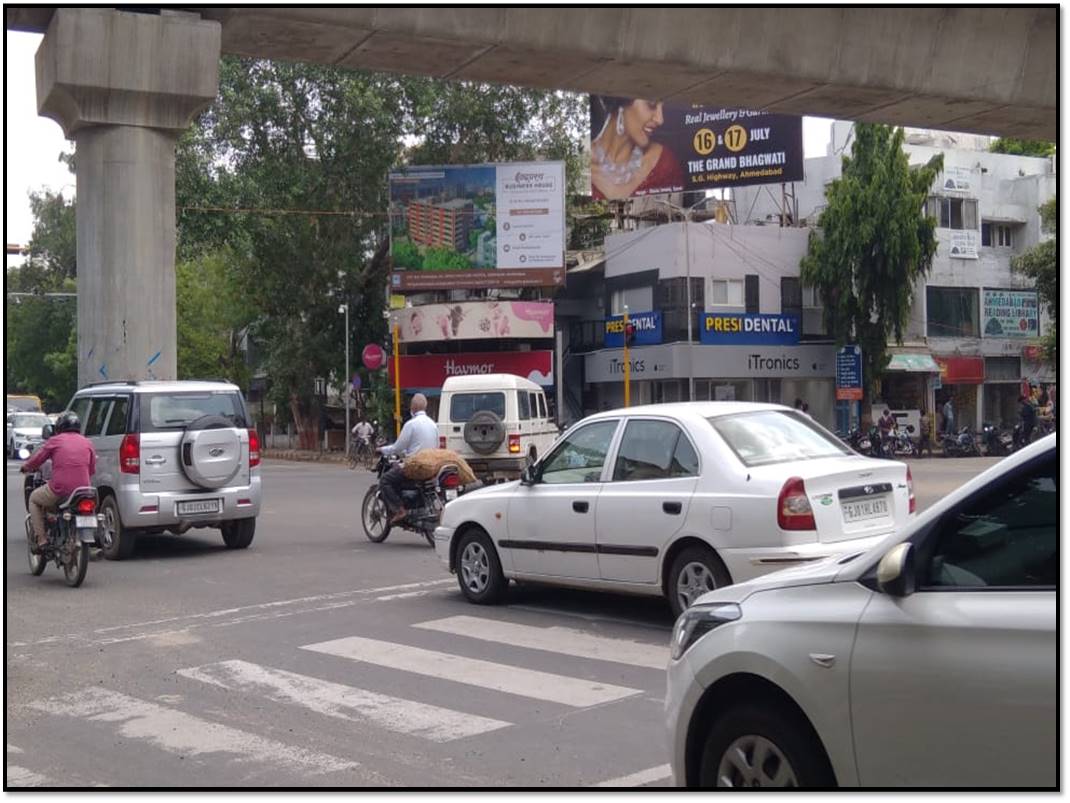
434;402;916;616
666;434;1056;788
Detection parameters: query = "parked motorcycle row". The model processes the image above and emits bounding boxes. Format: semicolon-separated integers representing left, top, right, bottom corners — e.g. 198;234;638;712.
838;420;1052;459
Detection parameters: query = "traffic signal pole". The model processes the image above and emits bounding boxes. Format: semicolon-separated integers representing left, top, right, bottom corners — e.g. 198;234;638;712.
623;308;630;408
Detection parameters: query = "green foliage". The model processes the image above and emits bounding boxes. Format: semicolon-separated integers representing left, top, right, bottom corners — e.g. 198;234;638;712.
26;190;77;282
175;249;252;387
800;124;944;400
989;138;1055;158
391;239;422;269
1012;197;1057;365
422;246;470;271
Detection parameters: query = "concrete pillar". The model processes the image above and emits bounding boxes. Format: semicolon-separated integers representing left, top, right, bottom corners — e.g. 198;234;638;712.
34;9;221;386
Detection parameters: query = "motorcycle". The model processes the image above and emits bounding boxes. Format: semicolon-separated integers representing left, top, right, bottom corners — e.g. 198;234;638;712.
981;423;1013;457
361;454;482;546
940;426;981;458
21;447;101;588
889;425;919;458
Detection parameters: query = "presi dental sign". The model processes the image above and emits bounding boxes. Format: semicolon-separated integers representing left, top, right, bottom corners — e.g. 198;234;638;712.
699;313;800;345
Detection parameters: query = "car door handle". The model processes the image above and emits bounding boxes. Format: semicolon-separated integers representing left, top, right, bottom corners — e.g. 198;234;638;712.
572;501;589;514
663;501;682;515
144;456;166;466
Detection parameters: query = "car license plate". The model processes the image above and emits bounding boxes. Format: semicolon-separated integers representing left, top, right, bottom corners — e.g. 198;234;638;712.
177;499;222;516
75;515;97;528
842;496;889;523
445;489;458;501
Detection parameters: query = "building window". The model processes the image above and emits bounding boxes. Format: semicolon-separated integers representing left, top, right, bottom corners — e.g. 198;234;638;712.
927;197;978;231
927;286;980;338
710;279;744;307
610;286;653;315
981;222;1014;248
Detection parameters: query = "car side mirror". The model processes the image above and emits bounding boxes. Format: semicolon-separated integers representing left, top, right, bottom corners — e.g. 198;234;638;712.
876;542;916;597
41;424;54;440
520;466;537;486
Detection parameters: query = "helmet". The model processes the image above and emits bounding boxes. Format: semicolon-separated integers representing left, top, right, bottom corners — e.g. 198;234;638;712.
55;411;81;434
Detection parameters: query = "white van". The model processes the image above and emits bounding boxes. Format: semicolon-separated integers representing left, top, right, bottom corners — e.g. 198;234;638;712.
439;374;558;482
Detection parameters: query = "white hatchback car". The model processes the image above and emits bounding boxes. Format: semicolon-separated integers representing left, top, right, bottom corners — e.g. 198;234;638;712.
434;402;915;616
666;434;1056;788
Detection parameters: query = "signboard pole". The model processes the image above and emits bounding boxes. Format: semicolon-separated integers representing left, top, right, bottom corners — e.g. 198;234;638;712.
343;303;350;457
392;324;401;438
623;308;631;408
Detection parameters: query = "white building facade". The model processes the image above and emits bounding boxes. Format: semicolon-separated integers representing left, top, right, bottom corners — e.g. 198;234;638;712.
734;122;1056;431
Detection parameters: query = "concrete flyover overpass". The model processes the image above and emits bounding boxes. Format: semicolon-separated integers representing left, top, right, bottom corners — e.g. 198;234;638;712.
4;6;1056;385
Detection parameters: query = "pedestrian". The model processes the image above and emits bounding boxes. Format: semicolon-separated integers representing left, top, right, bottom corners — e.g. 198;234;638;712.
942;396;956;437
918;408;933;458
794;398;804;412
1019;394;1037;446
878;408;895;457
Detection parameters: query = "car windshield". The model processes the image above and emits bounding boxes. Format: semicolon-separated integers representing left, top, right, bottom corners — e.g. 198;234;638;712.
709;410;851;467
11;413;49;428
141;392;246;432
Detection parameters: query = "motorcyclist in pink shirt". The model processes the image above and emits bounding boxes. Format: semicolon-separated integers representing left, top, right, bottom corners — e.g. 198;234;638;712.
21;411;96;553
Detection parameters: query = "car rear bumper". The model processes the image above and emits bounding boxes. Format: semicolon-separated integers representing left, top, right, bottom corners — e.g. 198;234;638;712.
116;474;262;527
464;457;527;480
718;532;893;585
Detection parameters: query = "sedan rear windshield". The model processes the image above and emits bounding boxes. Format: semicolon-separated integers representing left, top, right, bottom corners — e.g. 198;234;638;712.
709;411;851;467
140;392;247;433
11;414;49;428
449;392;506;423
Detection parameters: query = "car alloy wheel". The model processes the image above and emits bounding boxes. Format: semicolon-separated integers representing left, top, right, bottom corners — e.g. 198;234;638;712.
717;734;798;788
677;561;716;610
459;541;490;594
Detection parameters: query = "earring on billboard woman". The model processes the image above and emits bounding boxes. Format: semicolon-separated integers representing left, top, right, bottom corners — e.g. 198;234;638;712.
616;107;625;136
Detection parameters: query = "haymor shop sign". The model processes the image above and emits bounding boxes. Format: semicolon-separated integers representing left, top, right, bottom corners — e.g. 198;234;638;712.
699;313;800;346
388;351;554;388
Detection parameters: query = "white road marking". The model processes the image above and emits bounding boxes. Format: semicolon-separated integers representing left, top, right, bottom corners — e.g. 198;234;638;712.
593;763;673;787
414;615;670;669
28;688;361;777
302;636;641;708
178;659;510;742
508;604;673;633
8;579;454;650
374;589;440;601
7;743;24;754
6;765;55;787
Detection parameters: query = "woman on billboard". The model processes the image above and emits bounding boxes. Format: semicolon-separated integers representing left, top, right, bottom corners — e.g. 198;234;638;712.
590;96;685;200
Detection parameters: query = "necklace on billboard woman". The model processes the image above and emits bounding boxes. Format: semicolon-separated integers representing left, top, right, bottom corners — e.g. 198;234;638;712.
592;112;643;186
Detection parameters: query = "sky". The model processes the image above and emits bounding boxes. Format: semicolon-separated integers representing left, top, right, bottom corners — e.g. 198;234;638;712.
3;29;834;262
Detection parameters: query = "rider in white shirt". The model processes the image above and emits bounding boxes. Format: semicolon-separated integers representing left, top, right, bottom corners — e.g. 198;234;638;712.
378;394;439;523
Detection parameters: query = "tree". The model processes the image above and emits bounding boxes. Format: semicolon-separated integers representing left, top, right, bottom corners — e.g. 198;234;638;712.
175;249;252;385
1012;197;1057;364
989;138;1055;158
800;124;944;406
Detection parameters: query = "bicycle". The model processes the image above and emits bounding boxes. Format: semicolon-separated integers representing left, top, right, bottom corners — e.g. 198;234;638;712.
348;436;375;470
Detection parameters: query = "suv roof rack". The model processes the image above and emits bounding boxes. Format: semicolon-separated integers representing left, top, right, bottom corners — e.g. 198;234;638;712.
184;378;234;384
81;379;139;387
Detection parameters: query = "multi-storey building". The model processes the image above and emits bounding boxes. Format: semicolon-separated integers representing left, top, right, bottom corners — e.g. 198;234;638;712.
407;197;474;251
734;122;1055;431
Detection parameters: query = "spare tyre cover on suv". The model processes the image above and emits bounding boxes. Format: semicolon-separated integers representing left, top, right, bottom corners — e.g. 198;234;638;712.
463;409;506;455
179;414;242;489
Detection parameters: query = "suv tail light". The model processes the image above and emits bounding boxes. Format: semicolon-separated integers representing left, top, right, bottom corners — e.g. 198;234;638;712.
248;429;261;468
508;434;521;454
439;436;446;449
75;497;96;515
777;476;816;530
119;433;140;474
906;466;916;514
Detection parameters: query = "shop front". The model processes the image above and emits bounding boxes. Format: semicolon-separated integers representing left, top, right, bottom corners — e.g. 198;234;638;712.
878;352;941;436
583;342;838;427
934;355;985;432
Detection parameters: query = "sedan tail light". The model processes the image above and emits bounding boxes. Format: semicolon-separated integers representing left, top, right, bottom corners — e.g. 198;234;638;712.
508;434;521;454
777;476;816;530
906;466;916;514
248;429;261;467
75;497;96;515
119;433;140;474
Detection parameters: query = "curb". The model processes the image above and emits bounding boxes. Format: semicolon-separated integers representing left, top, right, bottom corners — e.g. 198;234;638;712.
262;449;348;464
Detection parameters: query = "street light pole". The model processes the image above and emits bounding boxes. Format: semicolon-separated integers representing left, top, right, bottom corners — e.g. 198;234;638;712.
339;302;350;457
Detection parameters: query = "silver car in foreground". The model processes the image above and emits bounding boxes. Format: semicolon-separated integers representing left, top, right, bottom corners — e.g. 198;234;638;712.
66;380;262;559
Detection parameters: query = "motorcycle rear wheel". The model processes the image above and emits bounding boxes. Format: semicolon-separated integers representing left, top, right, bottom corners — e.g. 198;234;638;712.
25;518;46;577
361;486;391;543
63;542;89;588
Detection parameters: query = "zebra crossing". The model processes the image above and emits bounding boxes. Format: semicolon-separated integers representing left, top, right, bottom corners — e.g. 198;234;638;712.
9;609;675;788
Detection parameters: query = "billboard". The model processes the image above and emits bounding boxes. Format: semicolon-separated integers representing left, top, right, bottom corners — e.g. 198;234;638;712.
388;350;554;388
698;312;800;346
588;97;803;200
982;289;1039;338
389;162;565;291
604;311;662;347
389;301;554;343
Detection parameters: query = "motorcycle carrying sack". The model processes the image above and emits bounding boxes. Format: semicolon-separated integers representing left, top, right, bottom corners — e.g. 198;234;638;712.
402;449;477;486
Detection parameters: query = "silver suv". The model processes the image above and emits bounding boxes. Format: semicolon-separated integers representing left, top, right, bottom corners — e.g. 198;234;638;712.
65;380;262;560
